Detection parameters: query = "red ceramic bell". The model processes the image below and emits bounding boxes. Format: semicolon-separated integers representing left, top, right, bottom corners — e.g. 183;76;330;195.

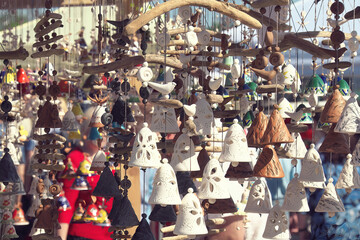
16;67;29;84
13;206;29;226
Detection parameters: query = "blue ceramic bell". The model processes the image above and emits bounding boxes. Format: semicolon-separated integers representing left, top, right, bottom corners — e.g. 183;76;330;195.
70;176;91;191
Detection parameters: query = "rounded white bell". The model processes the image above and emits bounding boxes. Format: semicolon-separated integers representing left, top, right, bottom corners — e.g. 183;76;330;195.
244;178;273;214
90;150;107;172
281;174;310;212
170;132;199;172
263;205;290;239
298;144;326;183
193;97;214;135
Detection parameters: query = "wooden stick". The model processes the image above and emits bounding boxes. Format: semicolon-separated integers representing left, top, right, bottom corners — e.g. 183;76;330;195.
36;143;64;149
33;35;63;48
168;27;229;39
144;54;183;69
31;163;66;171
195;145;222;152
34;13;62;32
31;49;65;58
82;56;145;74
206;218;227;226
322;61;352;70
162;49;224;58
35;20;63;38
226;39;292;57
191;60;230;70
34;153;66;161
33;133;66;142
256;84;285;94
151;99;184;108
167;40;231;48
162;236;189;240
161;225;175;233
0;47;29;60
123;0;262;36
207;228;226;235
251;0;289;8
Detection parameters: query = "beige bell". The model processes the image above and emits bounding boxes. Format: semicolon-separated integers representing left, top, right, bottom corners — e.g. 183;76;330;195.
90;150;107;172
298;144;326;183
151;105;180;133
315;178;345;217
244;178;273;214
89;105;106;128
335;154;360;193
281;173;310;212
263;204;291;239
193;95;214;136
334;93;360;134
282;132;307;159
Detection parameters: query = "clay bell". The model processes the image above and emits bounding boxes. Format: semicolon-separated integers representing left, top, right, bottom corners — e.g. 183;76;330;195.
334;92;360;134
320;86;346;123
89;105;106;128
335;154;360;193
244;178;272;214
90;150;107;172
319;125;350;154
202;198;238;214
260;107;293;145
247;107;268;147
13;206;30;225
281;174;310;212
253;145;285;178
298;144;326;184
262;205;290;239
132;214;155;240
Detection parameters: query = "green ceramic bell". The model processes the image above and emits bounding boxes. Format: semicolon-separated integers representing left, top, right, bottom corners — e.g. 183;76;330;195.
305;74;324;95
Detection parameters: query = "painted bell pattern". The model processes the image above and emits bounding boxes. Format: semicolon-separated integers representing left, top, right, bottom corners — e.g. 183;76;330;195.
151;105;180;133
129;122;161;169
335;154;360;193
315;178;345;217
277;97;294;119
174;188;208;237
334;92;360;134
219;119;252;166
263;204;291;240
244;178;273;213
282;132;307;159
197;156;231;202
170;130;199;172
298;144;326;183
193;95;214;136
281;173;310;212
148;159;182;206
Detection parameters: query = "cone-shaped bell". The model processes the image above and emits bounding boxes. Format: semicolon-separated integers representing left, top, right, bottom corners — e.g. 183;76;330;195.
298;144;326;183
132;213;155;240
35;99;62;128
149;205;177;223
244;178;273;213
202;198;238;214
262;204;291;239
108;195;123;221
280;132;307;159
149;159;182;205
190;145;210;178
334;93;360;134
13;206;29;225
3;224;19;239
129;122;161;169
277;97;294;119
151;105;179;133
171;130;199;171
219;119;252;165
194;96;214;135
92;166;121;198
62;110;79;131
70;176;91;191
110;195;139;228
247;107;268;147
253;145;285;178
320;86;346;123
111;98;135;126
90;150;107;172
281;174;310;212
225;162;254;179
335;154;360;193
176;171;197;196
315;178;345;217
89;105;106;128
260;108;293;145
0;148;20;183
319;125;350;154
351;138;360;166
174;188;208;236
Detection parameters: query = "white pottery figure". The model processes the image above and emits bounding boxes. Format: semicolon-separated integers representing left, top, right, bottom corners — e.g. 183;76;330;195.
244;178;273;213
197;27;210;46
277;97;294;119
183;104;196;117
90;150;107;172
263;204;291;240
185;26;198;48
178;6;192;23
151;104;179;133
281;173;310;212
282;63;300;86
231;59;241;80
62;110;78;131
147;81;176;95
137;62;153;82
335;154;360;193
283;132;307;159
298;144;326;183
157;32;170;48
315;178;345;217
193;95;214;135
334;93;360;135
89;105;106;128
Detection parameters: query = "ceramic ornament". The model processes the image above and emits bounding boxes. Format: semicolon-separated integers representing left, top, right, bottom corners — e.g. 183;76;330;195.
244;178;273;213
305;74;325;96
335;154;360;193
247;107;268;147
3;224;19;239
171;130;199;172
185;26;199;48
191;145;211;178
137;62;153;82
0;148;20;183
129;122;161;168
202;198;238;214
110;195;139;229
7;142;20;165
151;105;180;133
178;6;192;23
253;145;285;178
197;27;211;46
197;157;231;202
62;110;79;131
319;125;350;154
13;206;30;225
277;97;294;119
315;178;345;217
149;204;177;223
351;138;360;166
193;95;214;135
320;86;346;123
157;32;170;48
183;104;196;117
298;144;326;183
92;166;121;198
89;105;106;128
147;81;176;95
260;108;294;145
132;214;155;240
149;159;182;206
219;119;252;166
282;63;300;86
174;188;208;237
282;132;307;159
90;150;107;172
2;208;13;224
262;204;291;240
281;173;310;212
334;93;360;134
231;59;241;80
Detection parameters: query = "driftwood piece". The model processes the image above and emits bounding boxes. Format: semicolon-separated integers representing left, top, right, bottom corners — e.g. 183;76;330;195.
228;89;253;96
151;99;184;108
206;94;224;104
32;163;66;171
33;134;66;142
323;62;352;70
168;27;229;39
123;0;262;36
226;39;292;57
256;84;284;94
251;0;289;8
195;145;222;152
286;123;308;133
35;20;63;38
34;153;66;161
0;47;29;60
31;49;65;58
191;61;230;70
36;144;64;150
292;31;360;41
82;55;145;74
33;35;64;48
162;236;189;240
144;54;183;69
161;49;224;58
167;40;230;49
161;225;175;233
34;13;62;32
213;110;241;118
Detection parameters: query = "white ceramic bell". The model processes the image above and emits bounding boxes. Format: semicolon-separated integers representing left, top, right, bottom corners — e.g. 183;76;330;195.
129;122;161;169
197;156;231;202
7;121;18;141
231;59;241;80
62;110;78;131
219;119;252;166
3;224;19;239
90;150;107;172
335;154;360;193
277;97;294;119
27;195;41;218
301;180;326;192
315;178;345;217
6;142;20;165
193;95;214;135
351;138;360;166
148;159;182;206
131;102;144;118
170;130;199;172
179;53;195;65
147;81;176;95
174;188;208;237
209;77;223;91
263;204;291;240
281;173;310;212
2;208;13;223
282;132;307;159
334;93;360;135
244;178;273;213
137;62;153;82
150;105;179;133
89;105;106;128
185;26;198;47
282;63;300;86
28;175;39;195
298;144;326;183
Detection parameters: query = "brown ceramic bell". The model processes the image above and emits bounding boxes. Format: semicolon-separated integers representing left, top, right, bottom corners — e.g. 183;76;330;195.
260;107;294;145
253;145;285;178
190;144;210;178
247;107;268;147
319;125;350;154
202;198;238;214
320;86;346;123
225;162;254;179
35;97;62;129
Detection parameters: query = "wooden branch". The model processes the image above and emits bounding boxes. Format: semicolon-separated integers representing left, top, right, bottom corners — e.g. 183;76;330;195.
35;20;63;38
123;0;262;36
151;99;184;108
162;236;189;240
323;61;352;70
161;49;224;58
33;35;63;48
31;49;65;58
291;31;360;41
251;0;289;8
168;40;231;48
34;13;62;32
82;55;145;74
191;60;230;70
256;84;284;94
0;47;29;60
161;225;175;233
226;39;292;57
144;54;183;69
168;27;229;39
31;163;66;172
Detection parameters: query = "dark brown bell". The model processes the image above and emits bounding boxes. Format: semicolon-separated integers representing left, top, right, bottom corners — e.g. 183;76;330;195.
319;124;350;154
247;107;268;147
202;198;237;214
320;87;346;124
225;162;254;179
